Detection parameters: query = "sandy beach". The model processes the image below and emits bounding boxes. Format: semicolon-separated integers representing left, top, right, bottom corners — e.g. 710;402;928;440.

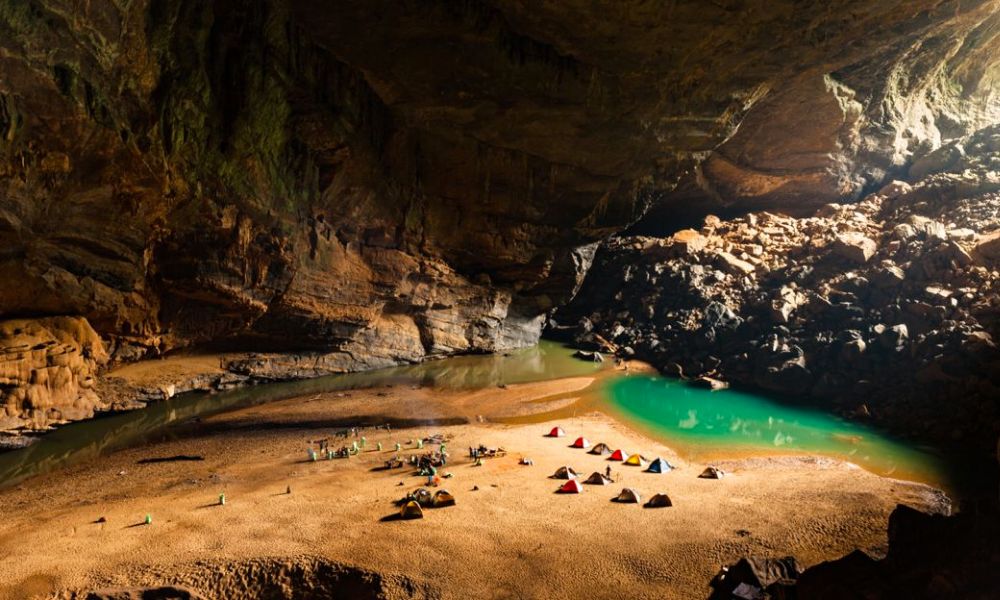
0;377;948;599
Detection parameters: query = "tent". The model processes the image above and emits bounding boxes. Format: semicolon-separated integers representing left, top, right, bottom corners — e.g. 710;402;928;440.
646;457;673;473
645;493;673;508
551;466;579;479
699;466;725;479
589;443;612;456
624;454;647;467
614;488;641;503
571;437;590;449
399;500;424;519
584;472;612;485
608;449;628;461
547;426;566;438
433;489;456;507
558;479;584;494
412;488;433;506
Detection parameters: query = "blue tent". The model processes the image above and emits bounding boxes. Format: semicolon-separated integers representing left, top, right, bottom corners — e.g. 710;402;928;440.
646;457;673;474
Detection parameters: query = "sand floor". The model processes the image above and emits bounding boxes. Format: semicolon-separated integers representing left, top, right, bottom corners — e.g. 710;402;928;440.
0;379;948;599
107;354;229;387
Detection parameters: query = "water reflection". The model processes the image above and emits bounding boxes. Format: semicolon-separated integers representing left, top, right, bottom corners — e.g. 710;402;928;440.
0;341;604;488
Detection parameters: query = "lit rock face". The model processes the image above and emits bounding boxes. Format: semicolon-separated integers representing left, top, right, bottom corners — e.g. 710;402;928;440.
1;1;1000;429
0;317;107;432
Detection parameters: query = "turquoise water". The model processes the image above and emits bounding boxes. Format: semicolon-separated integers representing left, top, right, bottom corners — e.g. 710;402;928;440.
604;375;948;486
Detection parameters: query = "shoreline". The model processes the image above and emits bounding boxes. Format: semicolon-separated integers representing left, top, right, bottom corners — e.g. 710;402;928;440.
0;376;949;599
0;348;955;497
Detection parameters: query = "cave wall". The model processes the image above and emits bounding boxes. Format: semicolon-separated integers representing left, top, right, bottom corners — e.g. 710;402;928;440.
630;1;1000;232
0;0;645;371
3;0;1000;431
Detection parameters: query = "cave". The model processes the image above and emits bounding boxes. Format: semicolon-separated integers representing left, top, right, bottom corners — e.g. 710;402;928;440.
1;1;999;599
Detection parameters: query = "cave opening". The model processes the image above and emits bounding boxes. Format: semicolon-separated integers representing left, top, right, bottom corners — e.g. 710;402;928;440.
1;1;1000;598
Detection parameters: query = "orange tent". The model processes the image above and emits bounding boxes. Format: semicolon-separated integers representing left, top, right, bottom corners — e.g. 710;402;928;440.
558;480;584;494
571;437;590;449
547;427;566;438
608;449;628;461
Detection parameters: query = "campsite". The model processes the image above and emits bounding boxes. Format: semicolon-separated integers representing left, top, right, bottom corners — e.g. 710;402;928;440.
0;373;947;599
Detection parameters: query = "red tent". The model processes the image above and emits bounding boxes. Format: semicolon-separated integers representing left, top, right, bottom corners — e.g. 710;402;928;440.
571;437;590;449
547;426;566;438
558;479;583;494
608;449;628;461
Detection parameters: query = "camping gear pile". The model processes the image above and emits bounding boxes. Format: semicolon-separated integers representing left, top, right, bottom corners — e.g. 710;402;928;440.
303;425;470;522
409;450;449;471
470;444;507;459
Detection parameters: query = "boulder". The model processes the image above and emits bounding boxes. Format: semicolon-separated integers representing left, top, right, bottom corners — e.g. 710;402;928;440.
870;262;905;288
573;350;604;363
692;376;730;391
831;233;878;263
892;223;918;241
876;324;909;350
973;231;1000;262
670;229;709;254
714;251;756;276
876;180;912;199
909;142;965;179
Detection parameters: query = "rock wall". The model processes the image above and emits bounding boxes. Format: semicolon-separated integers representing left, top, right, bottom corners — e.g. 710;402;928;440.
0;0;642;371
555;124;1000;453
0;317;107;433
631;3;1000;231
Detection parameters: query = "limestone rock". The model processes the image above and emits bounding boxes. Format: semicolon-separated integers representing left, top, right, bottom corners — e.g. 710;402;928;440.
831;233;878;264
714;251;756;276
670;229;709;255
974;231;1000;262
0;317;108;431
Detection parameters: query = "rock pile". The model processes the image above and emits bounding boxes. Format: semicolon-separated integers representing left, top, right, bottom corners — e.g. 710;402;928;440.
711;504;1000;599
554;125;1000;453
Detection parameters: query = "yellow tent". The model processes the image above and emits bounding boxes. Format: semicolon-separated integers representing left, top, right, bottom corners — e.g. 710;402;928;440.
400;500;424;519
433;489;456;507
624;454;647;467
